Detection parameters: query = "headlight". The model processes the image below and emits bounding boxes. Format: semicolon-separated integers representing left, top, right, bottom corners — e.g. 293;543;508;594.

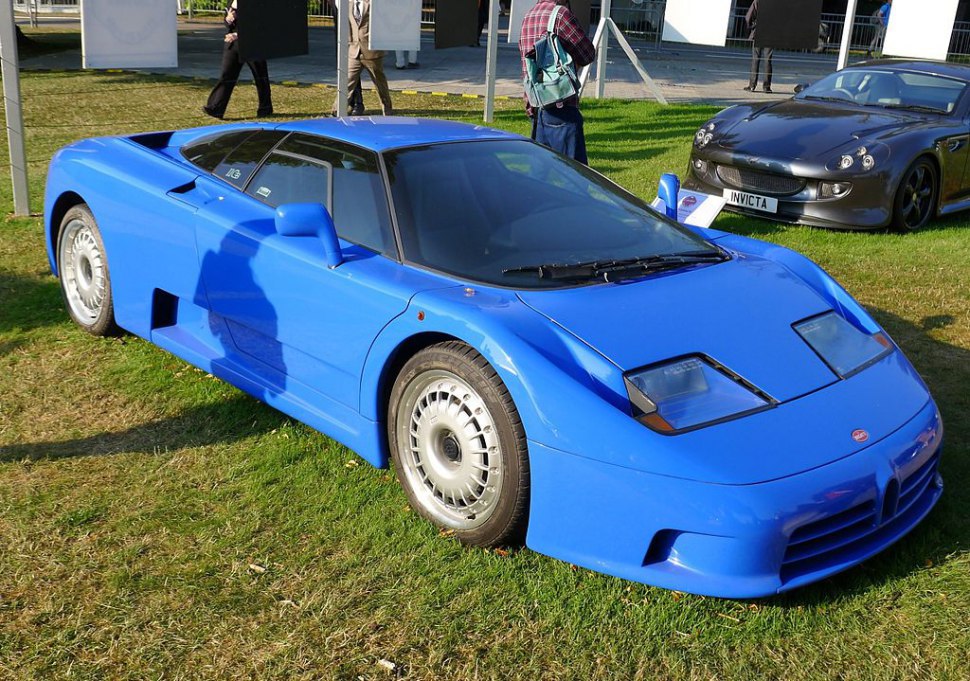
694;122;716;148
625;357;774;433
828;144;887;172
794;312;893;378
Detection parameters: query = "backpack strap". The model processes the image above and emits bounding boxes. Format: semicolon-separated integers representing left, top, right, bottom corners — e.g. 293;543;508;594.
546;5;562;35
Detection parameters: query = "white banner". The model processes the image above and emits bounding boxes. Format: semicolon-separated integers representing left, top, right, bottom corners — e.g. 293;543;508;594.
883;0;959;61
81;0;178;69
508;0;538;44
662;0;732;47
369;0;422;52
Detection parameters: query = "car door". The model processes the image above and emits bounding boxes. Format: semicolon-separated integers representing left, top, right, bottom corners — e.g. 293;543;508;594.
193;133;425;412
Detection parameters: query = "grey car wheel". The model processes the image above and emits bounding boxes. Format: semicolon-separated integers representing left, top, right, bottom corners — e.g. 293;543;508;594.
57;204;118;336
388;341;529;547
891;158;937;232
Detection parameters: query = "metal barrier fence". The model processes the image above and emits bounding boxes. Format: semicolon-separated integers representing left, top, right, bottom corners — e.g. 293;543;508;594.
12;1;970;59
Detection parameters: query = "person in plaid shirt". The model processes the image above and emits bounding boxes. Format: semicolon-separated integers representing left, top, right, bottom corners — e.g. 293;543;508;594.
519;0;596;163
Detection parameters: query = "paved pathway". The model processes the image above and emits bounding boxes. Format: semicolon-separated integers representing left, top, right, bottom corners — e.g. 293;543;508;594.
20;17;850;107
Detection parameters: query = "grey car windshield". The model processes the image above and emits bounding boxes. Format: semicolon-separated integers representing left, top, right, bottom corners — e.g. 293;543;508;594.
383;140;719;288
795;69;967;113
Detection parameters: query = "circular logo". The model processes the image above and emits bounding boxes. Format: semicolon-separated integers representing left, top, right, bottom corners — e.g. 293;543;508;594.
851;429;869;443
682;195;698;207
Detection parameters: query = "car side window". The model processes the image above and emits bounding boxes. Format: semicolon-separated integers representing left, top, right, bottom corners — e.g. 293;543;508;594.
213;130;288;189
246;153;333;209
246;133;396;256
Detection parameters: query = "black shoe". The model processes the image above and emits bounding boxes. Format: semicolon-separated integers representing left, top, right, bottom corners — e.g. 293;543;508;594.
407;62;419;69
350;108;365;116
202;105;223;120
743;85;754;92
763;86;772;93
396;64;407;69
257;108;273;117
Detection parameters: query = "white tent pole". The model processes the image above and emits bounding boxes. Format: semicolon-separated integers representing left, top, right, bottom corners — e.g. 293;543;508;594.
578;17;607;94
594;0;610;98
484;0;500;122
607;18;665;105
0;0;30;216
337;0;349;116
837;0;858;71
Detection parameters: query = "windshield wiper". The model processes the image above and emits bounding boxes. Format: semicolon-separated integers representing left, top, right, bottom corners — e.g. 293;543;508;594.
503;250;729;282
880;103;945;114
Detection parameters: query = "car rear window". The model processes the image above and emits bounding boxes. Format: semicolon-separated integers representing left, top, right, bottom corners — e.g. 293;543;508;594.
181;130;253;172
213;130;287;188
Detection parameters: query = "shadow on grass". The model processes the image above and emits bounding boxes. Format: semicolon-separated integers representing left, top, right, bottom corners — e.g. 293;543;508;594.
0;272;64;337
0;393;276;463
765;307;969;606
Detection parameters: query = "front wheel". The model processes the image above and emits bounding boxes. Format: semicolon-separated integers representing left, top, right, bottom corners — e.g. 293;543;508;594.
57;204;118;336
891;158;937;232
388;342;529;547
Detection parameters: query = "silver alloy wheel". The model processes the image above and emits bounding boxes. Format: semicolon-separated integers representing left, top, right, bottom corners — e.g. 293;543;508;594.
59;217;107;326
395;369;503;530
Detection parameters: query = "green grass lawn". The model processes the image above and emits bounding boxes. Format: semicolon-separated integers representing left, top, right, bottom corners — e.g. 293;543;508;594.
1;72;968;680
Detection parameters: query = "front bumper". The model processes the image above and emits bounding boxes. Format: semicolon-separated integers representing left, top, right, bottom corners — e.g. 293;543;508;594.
525;398;943;598
683;154;896;230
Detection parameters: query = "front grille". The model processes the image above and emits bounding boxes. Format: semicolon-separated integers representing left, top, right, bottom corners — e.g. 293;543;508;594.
780;453;942;584
716;165;806;196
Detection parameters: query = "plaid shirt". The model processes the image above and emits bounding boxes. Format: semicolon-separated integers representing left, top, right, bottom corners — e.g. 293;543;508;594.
519;1;596;110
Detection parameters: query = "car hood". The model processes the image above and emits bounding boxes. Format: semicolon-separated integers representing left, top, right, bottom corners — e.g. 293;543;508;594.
713;100;919;160
516;254;838;403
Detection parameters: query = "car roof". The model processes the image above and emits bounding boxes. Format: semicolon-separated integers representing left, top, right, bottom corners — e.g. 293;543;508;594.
272;116;523;152
850;59;970;81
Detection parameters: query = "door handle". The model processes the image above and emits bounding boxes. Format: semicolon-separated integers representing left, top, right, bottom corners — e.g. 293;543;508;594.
947;138;966;153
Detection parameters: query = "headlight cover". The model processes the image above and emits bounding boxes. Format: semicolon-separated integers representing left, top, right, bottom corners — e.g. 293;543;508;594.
794;312;893;378
625;357;774;433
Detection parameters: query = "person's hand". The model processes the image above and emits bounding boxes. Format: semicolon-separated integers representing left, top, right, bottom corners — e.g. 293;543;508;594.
225;32;238;43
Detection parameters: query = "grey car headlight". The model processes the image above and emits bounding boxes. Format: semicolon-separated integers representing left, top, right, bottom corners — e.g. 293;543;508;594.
794;312;893;378
625;356;774;433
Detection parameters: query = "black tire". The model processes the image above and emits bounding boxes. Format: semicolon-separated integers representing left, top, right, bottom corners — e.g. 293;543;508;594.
890;158;937;232
56;204;119;336
387;341;529;547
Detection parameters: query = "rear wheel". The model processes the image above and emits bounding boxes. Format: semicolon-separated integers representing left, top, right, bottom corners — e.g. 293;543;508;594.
388;342;529;547
891;158;937;232
57;204;118;336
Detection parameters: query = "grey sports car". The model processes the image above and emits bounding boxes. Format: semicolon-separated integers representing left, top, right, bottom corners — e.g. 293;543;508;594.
684;60;970;231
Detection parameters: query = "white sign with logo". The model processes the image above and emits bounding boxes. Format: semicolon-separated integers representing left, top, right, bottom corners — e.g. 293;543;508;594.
81;0;178;68
651;189;727;228
883;0;959;61
662;0;733;47
370;0;422;52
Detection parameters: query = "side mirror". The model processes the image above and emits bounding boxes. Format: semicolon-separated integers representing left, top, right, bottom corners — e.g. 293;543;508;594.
793;83;809;94
657;173;680;221
275;202;343;268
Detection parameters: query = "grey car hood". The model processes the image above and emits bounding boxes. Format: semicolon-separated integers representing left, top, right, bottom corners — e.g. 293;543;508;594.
713;100;929;160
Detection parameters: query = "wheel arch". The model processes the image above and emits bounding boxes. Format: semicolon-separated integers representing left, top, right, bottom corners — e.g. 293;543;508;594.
47;191;87;276
365;330;465;468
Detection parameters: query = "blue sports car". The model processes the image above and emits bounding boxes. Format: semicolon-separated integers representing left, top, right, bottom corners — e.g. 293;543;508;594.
45;118;943;598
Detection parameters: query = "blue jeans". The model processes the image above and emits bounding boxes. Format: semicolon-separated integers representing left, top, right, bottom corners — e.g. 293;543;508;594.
532;105;588;165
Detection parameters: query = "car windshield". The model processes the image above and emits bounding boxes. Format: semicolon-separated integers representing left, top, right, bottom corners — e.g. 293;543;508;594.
383;140;719;288
795;68;966;114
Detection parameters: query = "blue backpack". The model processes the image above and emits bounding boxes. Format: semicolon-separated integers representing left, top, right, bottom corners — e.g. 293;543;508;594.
524;6;580;109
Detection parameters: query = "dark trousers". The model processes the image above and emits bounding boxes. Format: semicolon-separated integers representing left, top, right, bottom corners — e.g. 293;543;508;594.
532;105;588;165
749;45;773;89
477;5;489;42
206;40;272;116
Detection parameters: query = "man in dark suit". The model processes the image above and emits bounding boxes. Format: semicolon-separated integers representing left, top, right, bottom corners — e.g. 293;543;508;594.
203;0;273;118
744;0;772;93
334;0;393;116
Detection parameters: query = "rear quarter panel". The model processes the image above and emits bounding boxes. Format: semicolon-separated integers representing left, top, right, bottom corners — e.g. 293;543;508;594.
45;137;208;338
